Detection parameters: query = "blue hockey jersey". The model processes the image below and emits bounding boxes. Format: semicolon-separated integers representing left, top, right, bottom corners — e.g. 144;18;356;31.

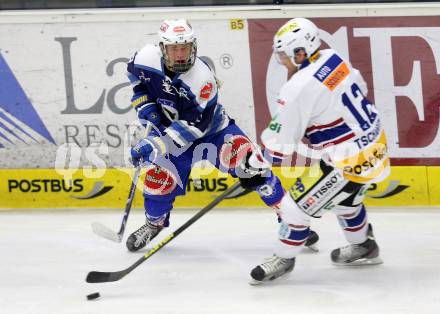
126;44;230;147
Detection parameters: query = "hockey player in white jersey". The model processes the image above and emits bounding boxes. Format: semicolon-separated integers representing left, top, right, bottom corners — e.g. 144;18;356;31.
249;18;390;284
124;19;319;253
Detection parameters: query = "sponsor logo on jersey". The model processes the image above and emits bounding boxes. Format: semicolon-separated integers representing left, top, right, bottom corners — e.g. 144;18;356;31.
144;165;177;195
336;130;389;183
289;178;306;200
199;82;213;100
313;54;349;91
219;135;253;169
269;121;282;133
0;52;55;148
342;143;387;175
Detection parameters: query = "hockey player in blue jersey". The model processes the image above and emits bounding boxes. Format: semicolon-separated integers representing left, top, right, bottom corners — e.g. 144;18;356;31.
125;19;319;252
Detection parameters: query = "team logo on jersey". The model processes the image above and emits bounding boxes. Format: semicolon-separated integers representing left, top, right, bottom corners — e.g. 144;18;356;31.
162;79;174;95
138;71;150;82
144;165;177;196
199;82;213;100
0;52;55;148
219;135;253;169
162;80;189;100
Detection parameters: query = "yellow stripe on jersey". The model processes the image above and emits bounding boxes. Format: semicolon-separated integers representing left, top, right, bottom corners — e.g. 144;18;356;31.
131;95;148;108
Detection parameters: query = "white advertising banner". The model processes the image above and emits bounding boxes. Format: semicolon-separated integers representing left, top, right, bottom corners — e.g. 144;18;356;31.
0;18;254;168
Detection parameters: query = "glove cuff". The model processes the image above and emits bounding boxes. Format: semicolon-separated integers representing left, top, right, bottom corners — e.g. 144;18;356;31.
150;136;167;157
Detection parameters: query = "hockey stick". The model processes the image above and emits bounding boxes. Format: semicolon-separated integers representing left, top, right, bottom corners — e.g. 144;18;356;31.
91;123;152;242
86;180;242;283
91;167;141;242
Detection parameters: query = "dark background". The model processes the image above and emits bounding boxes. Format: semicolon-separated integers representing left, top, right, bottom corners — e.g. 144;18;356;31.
0;0;436;10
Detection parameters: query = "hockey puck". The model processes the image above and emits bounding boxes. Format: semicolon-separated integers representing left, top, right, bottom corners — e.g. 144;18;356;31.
86;292;100;300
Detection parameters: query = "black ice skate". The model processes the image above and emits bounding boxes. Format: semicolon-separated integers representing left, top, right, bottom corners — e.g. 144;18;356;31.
304;230;319;252
250;255;296;285
331;224;382;266
126;220;163;252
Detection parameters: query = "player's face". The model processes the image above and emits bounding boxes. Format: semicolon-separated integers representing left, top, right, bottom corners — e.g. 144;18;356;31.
276;51;296;72
294;48;307;65
165;43;192;66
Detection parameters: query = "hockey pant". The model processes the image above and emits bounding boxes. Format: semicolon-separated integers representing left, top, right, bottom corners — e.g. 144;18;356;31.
275;161;370;258
141;122;285;226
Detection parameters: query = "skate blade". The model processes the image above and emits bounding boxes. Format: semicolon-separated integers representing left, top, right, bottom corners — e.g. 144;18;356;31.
332;256;383;266
248;270;293;286
305;243;319;252
249;279;264;286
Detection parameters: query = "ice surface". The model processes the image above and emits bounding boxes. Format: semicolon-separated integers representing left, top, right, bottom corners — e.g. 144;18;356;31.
1;208;439;314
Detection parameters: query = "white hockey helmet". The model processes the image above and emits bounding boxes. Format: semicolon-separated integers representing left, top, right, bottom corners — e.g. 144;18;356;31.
158;19;197;73
273;18;321;61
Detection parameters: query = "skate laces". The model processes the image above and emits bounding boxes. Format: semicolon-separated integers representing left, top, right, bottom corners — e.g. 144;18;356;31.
338;244;367;259
134;221;159;247
260;255;291;274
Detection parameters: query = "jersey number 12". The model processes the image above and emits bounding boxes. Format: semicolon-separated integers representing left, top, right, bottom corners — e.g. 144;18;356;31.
341;83;377;131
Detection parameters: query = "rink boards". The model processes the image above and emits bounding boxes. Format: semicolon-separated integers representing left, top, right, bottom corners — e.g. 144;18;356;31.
1;166;439;209
1;5;440;209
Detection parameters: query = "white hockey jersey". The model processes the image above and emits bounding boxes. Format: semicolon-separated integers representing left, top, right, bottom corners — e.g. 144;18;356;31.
261;49;390;184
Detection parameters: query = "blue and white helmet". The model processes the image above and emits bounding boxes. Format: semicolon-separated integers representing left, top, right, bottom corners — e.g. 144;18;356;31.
158;19;197;73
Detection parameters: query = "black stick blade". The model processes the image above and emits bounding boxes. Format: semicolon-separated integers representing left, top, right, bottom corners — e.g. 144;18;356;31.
86;270;127;283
